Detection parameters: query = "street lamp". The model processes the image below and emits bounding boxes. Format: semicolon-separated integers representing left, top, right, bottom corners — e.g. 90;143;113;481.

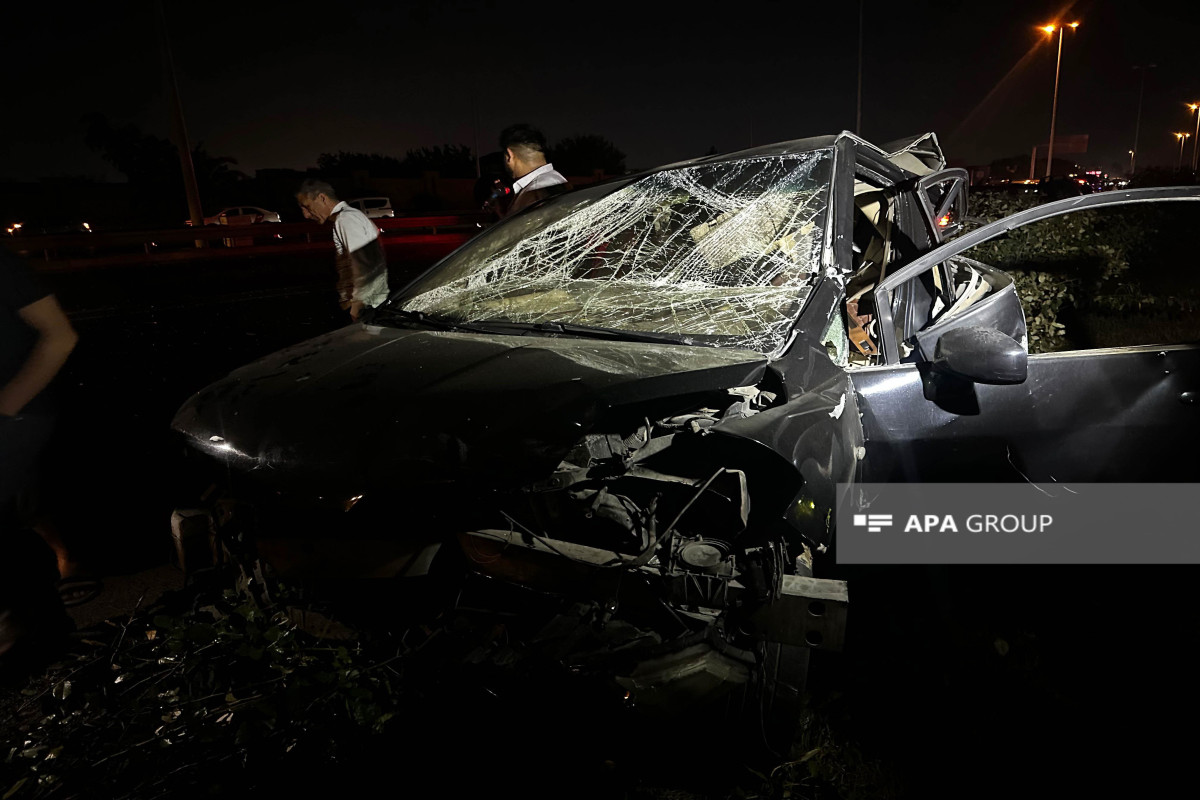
1175;132;1191;171
1041;21;1079;178
1188;103;1200;172
1130;64;1156;175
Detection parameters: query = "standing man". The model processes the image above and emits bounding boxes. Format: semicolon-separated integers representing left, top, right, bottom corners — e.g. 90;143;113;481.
498;124;572;218
1;248;79;677
296;179;389;321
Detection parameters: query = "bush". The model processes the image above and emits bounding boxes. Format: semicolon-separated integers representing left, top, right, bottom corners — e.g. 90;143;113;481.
964;191;1176;352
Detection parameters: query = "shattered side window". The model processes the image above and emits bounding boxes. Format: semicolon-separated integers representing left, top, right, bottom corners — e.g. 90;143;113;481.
396;151;833;355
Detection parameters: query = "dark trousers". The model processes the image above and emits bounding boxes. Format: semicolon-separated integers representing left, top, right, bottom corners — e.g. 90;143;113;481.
1;413;71;657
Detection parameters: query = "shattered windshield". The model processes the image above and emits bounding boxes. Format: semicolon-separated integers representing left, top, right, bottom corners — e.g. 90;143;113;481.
393;150;833;355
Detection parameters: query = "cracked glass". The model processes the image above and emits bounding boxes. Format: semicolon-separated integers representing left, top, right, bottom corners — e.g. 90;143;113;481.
394;150;834;355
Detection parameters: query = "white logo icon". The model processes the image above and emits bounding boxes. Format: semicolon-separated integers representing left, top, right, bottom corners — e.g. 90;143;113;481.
853;513;893;533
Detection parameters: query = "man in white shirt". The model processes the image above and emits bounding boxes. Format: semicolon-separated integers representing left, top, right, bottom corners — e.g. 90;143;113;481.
296;179;390;321
498;124;572;218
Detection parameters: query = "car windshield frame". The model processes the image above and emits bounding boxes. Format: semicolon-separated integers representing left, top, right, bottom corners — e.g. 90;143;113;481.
388;149;836;356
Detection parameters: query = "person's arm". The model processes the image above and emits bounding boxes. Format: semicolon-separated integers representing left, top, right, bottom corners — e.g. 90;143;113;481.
0;294;78;417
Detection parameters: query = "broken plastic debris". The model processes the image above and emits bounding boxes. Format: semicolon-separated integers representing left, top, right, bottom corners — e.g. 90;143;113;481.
828;393;847;419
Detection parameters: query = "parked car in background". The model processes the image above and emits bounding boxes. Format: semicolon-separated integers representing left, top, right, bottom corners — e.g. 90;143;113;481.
347;197;394;219
186;206;282;226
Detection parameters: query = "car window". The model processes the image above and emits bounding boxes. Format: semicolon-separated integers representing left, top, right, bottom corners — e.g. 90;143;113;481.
841;178;949;365
961;202;1200;353
897;255;1023;361
395;150;835;355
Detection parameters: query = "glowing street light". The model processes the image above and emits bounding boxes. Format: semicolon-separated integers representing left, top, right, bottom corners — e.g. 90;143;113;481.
1041;21;1080;178
1188;103;1200;172
1175;132;1191;171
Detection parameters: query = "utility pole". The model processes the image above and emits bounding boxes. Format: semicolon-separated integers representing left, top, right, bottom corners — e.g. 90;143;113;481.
1130;64;1155;175
472;94;481;179
1188;102;1200;172
856;0;863;135
156;0;205;241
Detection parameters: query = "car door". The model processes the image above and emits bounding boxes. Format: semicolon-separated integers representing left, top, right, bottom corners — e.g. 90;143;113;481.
851;186;1200;483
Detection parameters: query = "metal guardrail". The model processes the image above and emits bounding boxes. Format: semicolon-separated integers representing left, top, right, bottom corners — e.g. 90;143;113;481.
3;212;495;266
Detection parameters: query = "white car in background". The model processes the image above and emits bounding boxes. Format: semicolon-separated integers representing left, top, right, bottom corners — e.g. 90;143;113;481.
347;197;395;219
186;206;282;226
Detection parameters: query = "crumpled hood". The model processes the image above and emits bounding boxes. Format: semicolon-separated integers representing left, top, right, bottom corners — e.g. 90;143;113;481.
171;323;768;502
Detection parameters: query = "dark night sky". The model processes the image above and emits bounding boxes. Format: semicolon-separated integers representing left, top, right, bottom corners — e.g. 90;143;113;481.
6;0;1200;183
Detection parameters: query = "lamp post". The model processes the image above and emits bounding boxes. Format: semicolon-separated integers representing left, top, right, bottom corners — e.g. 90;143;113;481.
156;0;205;244
1130;64;1155;175
1188;103;1200;172
856;0;863;134
1175;132;1191;171
1041;21;1079;178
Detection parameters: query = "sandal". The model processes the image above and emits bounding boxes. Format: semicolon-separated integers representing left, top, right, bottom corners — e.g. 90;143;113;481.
57;577;104;607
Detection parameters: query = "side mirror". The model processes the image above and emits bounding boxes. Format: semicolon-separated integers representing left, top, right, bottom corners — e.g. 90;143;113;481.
933;326;1027;384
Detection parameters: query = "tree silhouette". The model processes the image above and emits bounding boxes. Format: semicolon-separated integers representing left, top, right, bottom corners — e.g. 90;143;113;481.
316;151;406;178
399;144;476;178
549;135;626;176
81;113;248;224
316;146;476;178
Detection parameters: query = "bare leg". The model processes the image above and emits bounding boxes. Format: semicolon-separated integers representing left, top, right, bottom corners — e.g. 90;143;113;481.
33;515;80;579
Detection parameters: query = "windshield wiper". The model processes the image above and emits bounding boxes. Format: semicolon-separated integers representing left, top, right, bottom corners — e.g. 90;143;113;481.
372;309;695;345
467;319;694;345
368;307;493;333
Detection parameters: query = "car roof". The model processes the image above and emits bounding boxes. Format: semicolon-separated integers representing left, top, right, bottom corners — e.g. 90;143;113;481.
653;131;944;176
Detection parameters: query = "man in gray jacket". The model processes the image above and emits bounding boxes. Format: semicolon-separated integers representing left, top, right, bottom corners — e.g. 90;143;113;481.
498;124;572;218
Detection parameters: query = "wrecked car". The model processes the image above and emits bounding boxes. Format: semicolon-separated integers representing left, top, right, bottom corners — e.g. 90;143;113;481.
170;131;1200;750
